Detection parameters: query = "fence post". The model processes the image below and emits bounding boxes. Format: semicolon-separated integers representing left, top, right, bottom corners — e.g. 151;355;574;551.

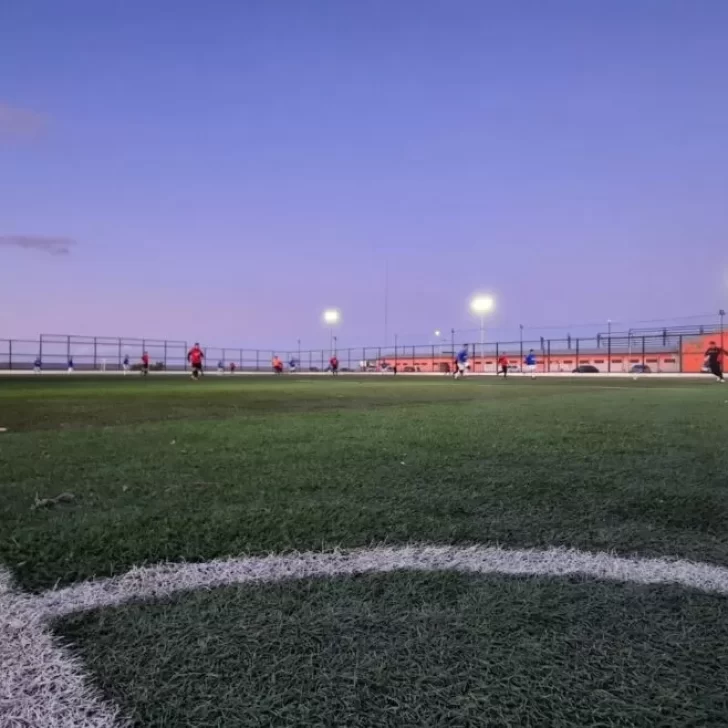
394;335;398;371
256;350;259;372
67;335;71;366
184;342;188;371
607;336;611;373
93;337;98;370
642;336;646;368
576;338;579;366
678;335;683;372
547;339;551;372
8;339;12;370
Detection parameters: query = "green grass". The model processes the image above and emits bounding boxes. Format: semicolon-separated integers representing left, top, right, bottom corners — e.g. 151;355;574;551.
56;571;728;727
1;375;726;591
4;375;728;727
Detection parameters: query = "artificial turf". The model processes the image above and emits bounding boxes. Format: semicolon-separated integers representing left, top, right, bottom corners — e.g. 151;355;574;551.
56;570;728;727
1;375;726;591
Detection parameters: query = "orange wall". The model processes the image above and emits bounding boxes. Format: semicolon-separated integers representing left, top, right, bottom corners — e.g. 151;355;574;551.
377;332;725;373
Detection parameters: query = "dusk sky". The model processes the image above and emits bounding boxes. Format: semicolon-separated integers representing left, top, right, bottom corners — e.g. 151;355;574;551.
2;1;726;349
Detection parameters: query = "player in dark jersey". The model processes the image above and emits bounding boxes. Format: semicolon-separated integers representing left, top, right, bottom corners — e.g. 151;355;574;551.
141;352;150;376
704;341;726;382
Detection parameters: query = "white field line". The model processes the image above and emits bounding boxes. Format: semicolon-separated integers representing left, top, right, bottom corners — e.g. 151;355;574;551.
0;569;128;728
35;544;728;619
5;544;728;726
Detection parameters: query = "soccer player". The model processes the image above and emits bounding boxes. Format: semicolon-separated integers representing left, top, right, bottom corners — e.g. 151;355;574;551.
289;357;297;373
67;357;74;374
33;356;42;374
454;346;468;379
498;354;509;377
329;354;339;376
188;343;204;379
704;341;726;382
229;361;237;374
272;355;283;374
524;349;537;379
141;351;150;376
122;354;130;375
217;360;225;374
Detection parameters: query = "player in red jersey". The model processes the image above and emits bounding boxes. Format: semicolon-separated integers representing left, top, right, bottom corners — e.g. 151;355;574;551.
141;351;150;376
188;343;204;379
329;355;339;376
497;354;509;377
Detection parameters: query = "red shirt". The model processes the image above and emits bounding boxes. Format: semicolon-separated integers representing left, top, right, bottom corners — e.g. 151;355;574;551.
498;356;509;367
330;357;339;367
188;347;204;365
142;354;149;365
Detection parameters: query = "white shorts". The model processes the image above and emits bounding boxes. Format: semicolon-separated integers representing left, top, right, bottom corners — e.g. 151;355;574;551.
457;362;467;373
527;364;536;373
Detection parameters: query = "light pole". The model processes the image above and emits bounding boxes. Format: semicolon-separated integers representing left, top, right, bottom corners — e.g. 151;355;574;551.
323;309;340;356
470;295;495;346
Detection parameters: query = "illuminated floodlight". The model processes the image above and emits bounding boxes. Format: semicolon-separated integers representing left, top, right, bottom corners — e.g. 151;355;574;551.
323;309;340;325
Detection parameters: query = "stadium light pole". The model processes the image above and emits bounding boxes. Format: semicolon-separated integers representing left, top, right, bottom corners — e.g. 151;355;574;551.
323;309;340;356
470;295;495;346
720;309;725;354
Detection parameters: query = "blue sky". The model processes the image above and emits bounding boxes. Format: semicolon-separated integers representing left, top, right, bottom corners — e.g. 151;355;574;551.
1;0;726;348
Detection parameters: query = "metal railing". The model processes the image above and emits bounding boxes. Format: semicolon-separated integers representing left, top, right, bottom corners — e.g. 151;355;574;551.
0;326;723;374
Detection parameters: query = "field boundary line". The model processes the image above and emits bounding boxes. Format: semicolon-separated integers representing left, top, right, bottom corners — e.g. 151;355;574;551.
0;567;128;727
35;544;728;619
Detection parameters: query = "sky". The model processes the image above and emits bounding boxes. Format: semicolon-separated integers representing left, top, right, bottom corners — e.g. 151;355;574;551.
1;0;726;349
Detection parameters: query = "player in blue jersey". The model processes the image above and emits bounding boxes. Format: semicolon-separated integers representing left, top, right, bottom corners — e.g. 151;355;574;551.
33;356;42;374
524;349;537;379
122;354;130;375
454;346;469;379
67;357;74;374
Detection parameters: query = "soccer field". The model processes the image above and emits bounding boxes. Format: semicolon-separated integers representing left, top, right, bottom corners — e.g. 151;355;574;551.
2;375;728;727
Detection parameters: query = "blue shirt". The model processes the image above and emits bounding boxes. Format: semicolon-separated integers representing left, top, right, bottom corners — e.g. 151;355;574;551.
525;353;536;366
457;348;468;364
123;356;129;365
34;358;42;367
289;359;297;367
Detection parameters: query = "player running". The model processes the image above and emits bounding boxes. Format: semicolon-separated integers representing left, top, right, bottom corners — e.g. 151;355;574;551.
454;346;468;379
704;341;726;382
122;354;130;375
272;355;283;374
188;343;204;379
329;355;339;376
141;351;150;376
33;356;42;374
524;349;537;379
498;354;509;377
